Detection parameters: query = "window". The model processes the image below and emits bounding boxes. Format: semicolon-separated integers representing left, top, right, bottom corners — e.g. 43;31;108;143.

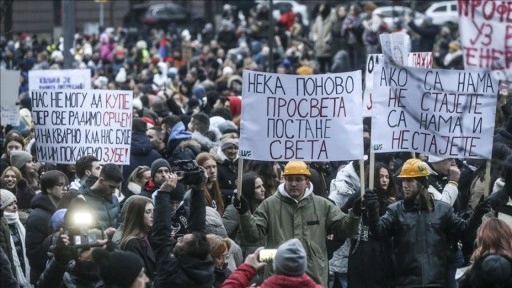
434;6;447;12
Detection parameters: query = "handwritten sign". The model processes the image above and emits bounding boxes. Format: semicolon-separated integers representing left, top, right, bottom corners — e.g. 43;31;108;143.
458;0;512;79
29;69;91;91
371;65;498;159
363;52;433;117
239;70;364;161
31;89;133;164
380;32;411;67
0;70;20;126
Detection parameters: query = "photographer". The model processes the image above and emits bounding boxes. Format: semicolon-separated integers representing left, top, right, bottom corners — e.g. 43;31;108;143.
222;239;322;288
152;166;215;287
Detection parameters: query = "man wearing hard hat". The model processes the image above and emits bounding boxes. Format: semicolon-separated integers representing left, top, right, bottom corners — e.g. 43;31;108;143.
365;158;491;288
235;161;361;287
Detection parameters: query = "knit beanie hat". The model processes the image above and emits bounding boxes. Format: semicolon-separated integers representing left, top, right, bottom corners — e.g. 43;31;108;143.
273;238;307;276
132;118;148;133
151;158;171;180
0;189;16;210
92;249;144;287
221;138;239;150
10;150;32;170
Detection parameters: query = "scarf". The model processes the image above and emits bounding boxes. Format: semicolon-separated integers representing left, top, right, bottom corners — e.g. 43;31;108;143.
4;211;31;287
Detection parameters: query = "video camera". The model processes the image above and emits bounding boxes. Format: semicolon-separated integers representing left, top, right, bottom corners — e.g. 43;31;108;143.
171;160;204;185
65;211;105;248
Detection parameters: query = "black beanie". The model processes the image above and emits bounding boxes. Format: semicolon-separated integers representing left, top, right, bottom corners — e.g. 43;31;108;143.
92;249;143;287
469;254;512;287
151;158;171;180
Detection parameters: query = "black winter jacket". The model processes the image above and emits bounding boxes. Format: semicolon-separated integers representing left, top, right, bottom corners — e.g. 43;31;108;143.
123;132;162;182
26;193;56;284
152;186;214;288
368;199;483;288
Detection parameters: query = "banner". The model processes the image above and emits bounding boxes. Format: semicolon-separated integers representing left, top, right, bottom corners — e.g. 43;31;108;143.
458;0;512;79
239;70;364;161
29;69;91;91
0;70;20;126
379;32;411;67
363;52;433;117
31;89;133;164
371;65;498;159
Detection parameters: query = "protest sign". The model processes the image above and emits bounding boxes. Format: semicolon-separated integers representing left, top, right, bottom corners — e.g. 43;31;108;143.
458;0;512;79
379;32;411;67
0;70;20;126
31;89;133;164
29;69;91;91
239;70;364;161
371;65;498;159
363;52;432;117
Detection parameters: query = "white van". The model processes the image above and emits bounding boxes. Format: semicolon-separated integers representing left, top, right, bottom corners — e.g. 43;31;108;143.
425;1;458;26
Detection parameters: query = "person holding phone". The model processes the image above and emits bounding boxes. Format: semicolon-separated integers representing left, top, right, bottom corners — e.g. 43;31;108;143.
235;161;361;287
222;238;322;288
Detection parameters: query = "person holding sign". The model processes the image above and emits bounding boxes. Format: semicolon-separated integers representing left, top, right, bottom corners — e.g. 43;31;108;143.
235;161;361;287
365;159;491;288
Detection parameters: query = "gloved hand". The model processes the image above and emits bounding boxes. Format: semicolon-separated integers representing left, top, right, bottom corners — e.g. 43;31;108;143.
473;195;491;218
364;188;379;210
352;197;362;216
234;195;249;215
53;233;76;265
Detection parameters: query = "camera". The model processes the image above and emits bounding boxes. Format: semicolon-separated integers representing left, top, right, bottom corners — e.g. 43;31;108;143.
258;249;277;262
171;160;204;185
65;212;105;248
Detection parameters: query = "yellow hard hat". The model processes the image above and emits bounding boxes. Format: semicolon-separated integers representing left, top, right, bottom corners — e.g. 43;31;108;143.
282;161;311;177
398;158;430;178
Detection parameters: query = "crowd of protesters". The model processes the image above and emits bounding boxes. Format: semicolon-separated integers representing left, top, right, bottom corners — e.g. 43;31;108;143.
1;1;512;287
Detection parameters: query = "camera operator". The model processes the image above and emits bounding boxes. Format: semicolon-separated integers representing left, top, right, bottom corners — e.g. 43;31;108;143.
152;166;215;287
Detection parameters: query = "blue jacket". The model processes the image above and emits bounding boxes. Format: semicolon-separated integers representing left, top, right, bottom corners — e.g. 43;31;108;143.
123;132;162;181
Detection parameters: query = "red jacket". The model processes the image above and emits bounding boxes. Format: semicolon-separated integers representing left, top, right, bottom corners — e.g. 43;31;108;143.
222;263;323;288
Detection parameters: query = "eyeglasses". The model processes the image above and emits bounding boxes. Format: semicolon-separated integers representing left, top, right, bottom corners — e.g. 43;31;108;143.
285;177;306;183
55;183;69;190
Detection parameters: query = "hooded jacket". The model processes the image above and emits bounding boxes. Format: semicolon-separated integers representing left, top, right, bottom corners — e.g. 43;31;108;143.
329;161;360;209
122;132;162;181
79;176;120;229
26;193;57;284
222;263;323;288
239;183;360;287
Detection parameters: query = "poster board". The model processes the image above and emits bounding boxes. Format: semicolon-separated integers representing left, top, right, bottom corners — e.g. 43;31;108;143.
239;70;364;161
31;89;133;164
29;69;91;91
0;70;20;126
371;65;498;159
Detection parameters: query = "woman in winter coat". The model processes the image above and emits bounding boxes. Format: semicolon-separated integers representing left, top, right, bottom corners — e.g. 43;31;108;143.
344;162;396;288
223;172;266;256
119;196;156;280
123;165;151;199
0;189;31;287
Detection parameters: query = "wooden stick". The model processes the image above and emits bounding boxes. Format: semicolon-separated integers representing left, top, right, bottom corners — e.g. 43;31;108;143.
236;158;244;199
484;159;491;197
360;159;366;197
369;152;375;189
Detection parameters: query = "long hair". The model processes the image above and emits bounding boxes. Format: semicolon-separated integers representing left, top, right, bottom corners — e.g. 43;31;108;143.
244;160;279;198
418;184;433;211
196;152;224;215
1;166;22;191
374;162;397;204
120;197;153;249
241;172;263;213
471;218;512;263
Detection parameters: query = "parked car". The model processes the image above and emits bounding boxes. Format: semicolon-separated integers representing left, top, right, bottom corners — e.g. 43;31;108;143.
123;2;204;35
425;1;458;26
255;0;309;26
371;6;425;31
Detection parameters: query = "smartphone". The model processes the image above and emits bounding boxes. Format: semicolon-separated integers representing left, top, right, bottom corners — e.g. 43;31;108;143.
258;249;277;262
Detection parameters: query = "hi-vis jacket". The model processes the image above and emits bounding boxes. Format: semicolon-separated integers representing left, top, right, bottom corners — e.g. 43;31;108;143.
239;183;360;287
